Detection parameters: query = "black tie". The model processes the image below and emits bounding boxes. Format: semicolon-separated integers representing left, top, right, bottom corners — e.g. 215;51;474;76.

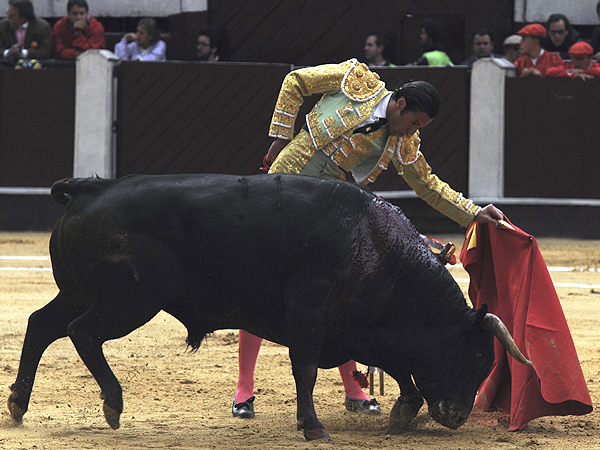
352;118;388;135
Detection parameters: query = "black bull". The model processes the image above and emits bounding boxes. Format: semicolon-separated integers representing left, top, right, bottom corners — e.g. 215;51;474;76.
7;174;530;440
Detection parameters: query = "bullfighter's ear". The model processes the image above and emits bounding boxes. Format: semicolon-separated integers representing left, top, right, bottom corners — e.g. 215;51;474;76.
473;303;488;327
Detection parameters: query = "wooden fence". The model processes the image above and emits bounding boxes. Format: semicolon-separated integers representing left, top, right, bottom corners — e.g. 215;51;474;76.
116;63;470;194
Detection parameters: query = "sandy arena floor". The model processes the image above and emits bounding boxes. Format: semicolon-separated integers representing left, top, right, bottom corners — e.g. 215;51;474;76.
1;231;599;449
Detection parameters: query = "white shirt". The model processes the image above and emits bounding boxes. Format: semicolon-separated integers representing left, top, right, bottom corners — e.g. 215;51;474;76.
353;92;392;131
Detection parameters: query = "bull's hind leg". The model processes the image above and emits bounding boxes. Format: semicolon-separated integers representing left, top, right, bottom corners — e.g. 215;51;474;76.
9;291;90;422
284;272;334;441
66;299;161;429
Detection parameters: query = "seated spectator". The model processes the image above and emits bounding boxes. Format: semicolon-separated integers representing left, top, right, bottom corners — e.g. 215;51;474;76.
115;18;166;61
590;1;600;61
542;13;582;59
460;29;500;67
363;31;396;67
197;28;228;62
0;0;52;60
546;42;600;79
514;23;564;77
412;18;452;66
53;0;105;60
500;34;522;63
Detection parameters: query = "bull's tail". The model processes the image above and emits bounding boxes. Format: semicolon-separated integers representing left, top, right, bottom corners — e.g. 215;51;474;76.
51;176;110;206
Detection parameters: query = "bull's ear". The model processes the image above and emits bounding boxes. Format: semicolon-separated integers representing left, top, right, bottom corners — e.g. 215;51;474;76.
473;304;488;327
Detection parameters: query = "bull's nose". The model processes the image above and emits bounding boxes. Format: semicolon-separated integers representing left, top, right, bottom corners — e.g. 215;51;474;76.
451;411;468;428
428;400;470;429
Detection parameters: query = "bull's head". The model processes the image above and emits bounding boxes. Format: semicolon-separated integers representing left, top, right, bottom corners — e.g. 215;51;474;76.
410;305;531;429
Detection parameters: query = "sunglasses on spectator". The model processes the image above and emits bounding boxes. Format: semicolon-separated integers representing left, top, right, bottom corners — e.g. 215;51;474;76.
549;29;567;36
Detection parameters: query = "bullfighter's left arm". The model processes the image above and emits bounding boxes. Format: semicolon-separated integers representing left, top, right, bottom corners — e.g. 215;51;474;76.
392;135;481;227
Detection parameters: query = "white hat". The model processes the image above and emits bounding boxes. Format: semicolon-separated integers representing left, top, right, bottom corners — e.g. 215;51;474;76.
503;34;522;46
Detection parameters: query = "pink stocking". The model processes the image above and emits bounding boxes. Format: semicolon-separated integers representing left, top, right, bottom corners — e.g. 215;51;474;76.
235;329;263;402
338;360;370;401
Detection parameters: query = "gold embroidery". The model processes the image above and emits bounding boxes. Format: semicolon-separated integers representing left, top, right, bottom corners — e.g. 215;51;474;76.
323;116;336;128
269;130;318;175
357;136;399;186
341;61;385;101
398;131;421;164
332;138;370;170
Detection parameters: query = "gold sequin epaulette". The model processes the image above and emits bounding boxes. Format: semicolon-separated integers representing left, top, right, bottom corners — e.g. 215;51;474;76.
341;59;385;102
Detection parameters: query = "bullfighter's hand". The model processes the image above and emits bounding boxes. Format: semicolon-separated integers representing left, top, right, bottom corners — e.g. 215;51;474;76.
474;204;503;227
266;138;289;164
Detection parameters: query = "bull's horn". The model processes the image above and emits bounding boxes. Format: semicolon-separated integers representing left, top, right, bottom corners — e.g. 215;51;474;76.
482;313;532;366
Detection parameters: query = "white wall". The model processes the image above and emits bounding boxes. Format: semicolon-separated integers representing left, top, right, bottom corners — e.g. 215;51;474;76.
514;0;599;26
29;0;207;18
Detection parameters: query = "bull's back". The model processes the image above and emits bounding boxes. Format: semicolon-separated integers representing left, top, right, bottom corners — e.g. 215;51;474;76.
51;174;371;297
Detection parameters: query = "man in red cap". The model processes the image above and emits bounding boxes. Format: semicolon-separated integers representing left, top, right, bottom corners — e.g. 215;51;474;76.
514;23;564;76
546;41;600;79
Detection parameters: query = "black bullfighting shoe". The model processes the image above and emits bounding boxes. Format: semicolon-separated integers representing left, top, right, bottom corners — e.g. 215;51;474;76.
344;395;381;415
232;396;256;418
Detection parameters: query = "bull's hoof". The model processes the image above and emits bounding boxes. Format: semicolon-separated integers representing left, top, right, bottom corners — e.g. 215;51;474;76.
303;428;331;440
103;402;121;430
388;395;423;432
7;393;26;423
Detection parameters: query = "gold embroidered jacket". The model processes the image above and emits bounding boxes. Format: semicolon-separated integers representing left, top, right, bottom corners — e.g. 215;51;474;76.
268;59;481;227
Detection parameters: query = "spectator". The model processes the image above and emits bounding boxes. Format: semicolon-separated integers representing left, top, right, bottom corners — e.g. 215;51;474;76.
197;29;229;62
53;0;105;60
542;13;582;59
412;18;452;66
363;32;396;67
546;42;600;79
500;34;522;63
590;1;600;61
114;17;166;61
514;23;563;77
460;29;500;67
0;0;52;60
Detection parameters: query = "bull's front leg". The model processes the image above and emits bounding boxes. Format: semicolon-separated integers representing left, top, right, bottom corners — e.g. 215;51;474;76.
389;372;424;432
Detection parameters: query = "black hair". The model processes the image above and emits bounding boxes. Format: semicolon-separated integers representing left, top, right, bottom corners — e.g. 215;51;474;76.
138;17;160;46
368;31;395;62
420;18;450;52
547;13;571;30
9;0;35;21
391;81;440;118
198;28;230;60
67;0;88;13
474;28;494;44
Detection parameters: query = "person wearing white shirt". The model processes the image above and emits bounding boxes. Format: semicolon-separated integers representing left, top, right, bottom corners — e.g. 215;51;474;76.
114;17;166;61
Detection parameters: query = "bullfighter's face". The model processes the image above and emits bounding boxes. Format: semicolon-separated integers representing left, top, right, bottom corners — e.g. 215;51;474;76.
386;96;433;137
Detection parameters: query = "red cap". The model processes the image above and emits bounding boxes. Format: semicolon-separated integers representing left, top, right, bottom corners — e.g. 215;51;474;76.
517;24;547;39
569;41;593;57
